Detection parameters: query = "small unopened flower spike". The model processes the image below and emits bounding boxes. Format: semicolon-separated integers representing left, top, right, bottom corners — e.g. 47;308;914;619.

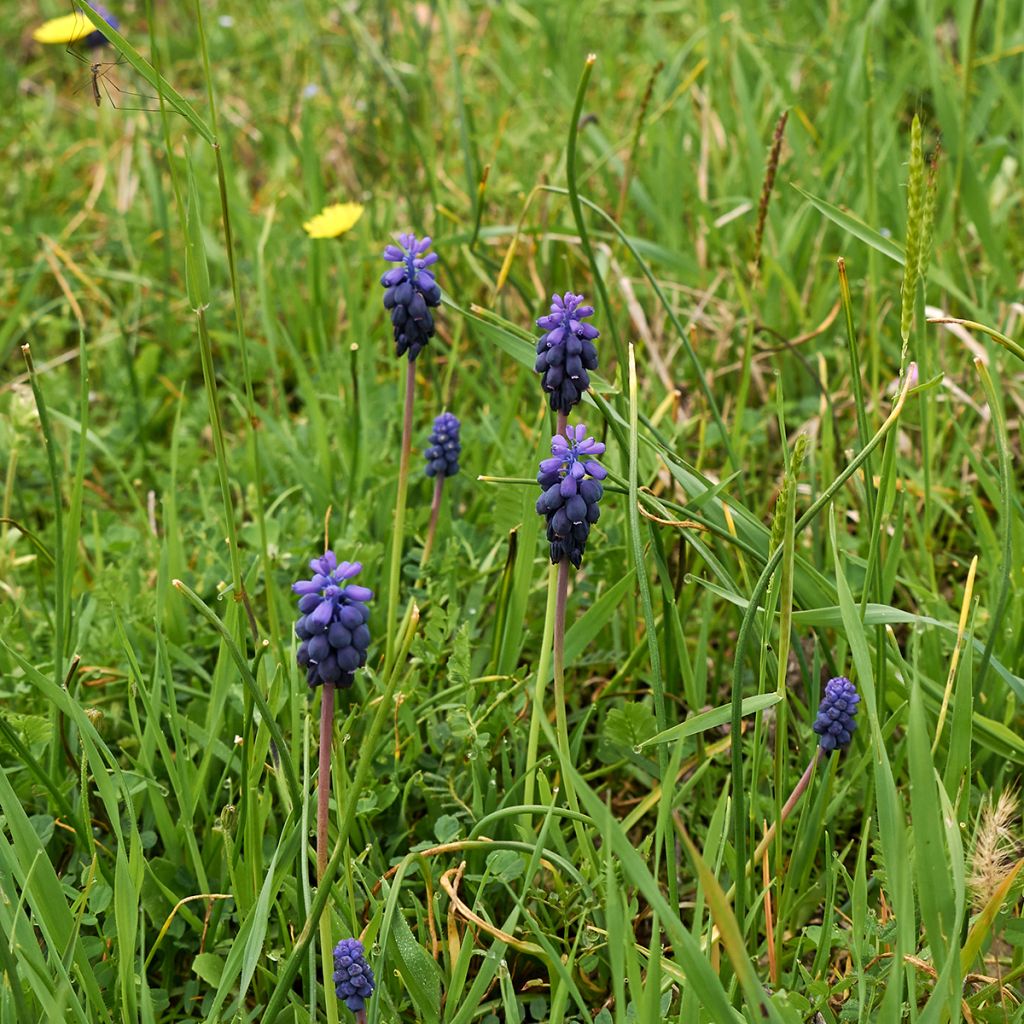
813;676;860;753
381;233;442;360
421;412;461;565
536;423;606;568
535;292;600;414
333;938;376;1018
293;552;373;689
736;674;861;895
424;412;461;479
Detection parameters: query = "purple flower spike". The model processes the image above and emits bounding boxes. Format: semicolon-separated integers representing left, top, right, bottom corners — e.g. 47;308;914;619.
536;424;606;568
292;553;372;689
333;938;375;1012
534;292;600;414
813;676;860;753
424;412;461;479
381;233;442;360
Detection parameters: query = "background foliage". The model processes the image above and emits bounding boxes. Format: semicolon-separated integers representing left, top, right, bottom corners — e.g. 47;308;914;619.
1;0;1023;1021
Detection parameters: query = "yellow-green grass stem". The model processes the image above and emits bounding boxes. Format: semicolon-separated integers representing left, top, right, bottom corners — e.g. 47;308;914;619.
384;360;417;675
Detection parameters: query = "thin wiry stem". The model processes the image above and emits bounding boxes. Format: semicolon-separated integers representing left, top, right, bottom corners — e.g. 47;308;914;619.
385;360;416;674
726;746;823;903
317;680;338;1024
523;565;559;821
420;476;445;568
317;683;335;880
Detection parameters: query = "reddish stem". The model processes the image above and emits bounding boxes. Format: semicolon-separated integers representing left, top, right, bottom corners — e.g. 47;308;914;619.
421;476;444;567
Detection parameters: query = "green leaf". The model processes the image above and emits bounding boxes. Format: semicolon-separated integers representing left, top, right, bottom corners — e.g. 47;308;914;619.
191;953;224;987
434;814;461;843
446;622;471;689
601;702;658;752
640;693;781;748
387;907;442;1024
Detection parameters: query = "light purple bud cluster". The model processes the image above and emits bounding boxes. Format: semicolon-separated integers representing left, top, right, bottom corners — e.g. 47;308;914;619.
534;292;600;414
293;552;372;688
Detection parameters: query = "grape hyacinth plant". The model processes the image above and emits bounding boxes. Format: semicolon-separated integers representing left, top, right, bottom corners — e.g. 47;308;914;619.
293;552;373;1024
333;938;376;1021
381;232;443;674
535;292;600;419
525;424;607;836
738;676;861;891
292;552;372;877
422;411;461;565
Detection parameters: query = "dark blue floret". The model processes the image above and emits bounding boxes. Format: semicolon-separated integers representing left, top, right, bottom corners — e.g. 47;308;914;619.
292;552;373;689
83;3;119;47
424;411;461;478
535;292;600;414
381;233;442;360
536;424;607;568
333;938;375;1012
813;676;860;752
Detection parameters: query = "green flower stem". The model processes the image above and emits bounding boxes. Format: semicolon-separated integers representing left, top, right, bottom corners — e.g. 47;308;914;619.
21;344;66;788
318;681;340;1024
523;565;559;821
551;557;600;876
725;746;823;903
552;557;573;794
263;607;420;1023
385;360;417;675
420;476;445;568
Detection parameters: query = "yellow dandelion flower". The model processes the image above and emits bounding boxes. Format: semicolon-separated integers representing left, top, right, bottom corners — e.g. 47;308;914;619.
33;11;91;44
303;202;365;239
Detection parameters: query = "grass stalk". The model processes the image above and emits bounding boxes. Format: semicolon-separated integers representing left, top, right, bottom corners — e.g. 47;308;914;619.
385;360;417;674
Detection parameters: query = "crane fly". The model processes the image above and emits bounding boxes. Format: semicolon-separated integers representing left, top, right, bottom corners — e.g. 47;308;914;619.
64;5;157;112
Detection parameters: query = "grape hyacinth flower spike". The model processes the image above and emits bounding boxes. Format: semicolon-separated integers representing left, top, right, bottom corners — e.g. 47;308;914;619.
333;938;376;1020
536;424;606;569
535;292;600;416
424;412;461;480
293;552;373;689
381;233;442;361
421;412;461;565
813;675;861;753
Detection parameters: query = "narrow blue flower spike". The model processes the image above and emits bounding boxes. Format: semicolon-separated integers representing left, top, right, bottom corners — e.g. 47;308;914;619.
813;676;860;752
292;552;372;688
333;938;375;1012
381;233;442;360
534;292;600;414
424;412;461;478
536;424;607;568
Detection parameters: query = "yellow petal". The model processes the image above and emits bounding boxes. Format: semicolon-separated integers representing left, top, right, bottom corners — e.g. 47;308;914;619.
33;12;90;44
303;202;365;239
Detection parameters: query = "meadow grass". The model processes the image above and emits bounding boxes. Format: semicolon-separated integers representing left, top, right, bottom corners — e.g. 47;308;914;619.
2;1;1024;1021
